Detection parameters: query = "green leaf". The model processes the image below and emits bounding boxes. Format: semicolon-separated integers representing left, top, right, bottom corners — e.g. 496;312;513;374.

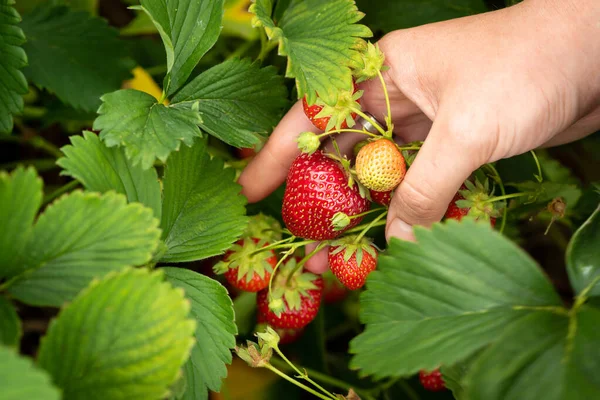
0;297;20;348
251;0;372;105
357;0;488;33
8;191;161;307
138;0;225;96
94;89;203;169
0;0;28;134
57;130;162;220
160;138;248;262
567;205;600;296
349;220;563;378
37;268;196;400
163;267;237;400
0;346;60;400
465;307;600;400
172;58;288;148
20;5;132;112
0;167;42;278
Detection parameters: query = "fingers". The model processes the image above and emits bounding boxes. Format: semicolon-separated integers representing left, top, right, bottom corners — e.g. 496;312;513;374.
303;242;330;274
386;110;483;241
239;100;319;203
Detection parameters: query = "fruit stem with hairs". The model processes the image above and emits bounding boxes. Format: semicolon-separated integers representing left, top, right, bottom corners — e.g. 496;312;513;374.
530;150;543;183
317;128;380;140
271;348;337;400
354;210;388;243
349;107;388;136
345;219;387;235
286;241;330;286
377;70;394;136
483;163;508;233
264;364;337;400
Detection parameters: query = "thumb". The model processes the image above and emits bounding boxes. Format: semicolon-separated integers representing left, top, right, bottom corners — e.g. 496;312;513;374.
386;112;483;241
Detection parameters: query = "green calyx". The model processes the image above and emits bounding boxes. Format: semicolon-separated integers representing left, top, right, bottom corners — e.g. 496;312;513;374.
235;340;272;368
457;179;503;220
330;235;377;268
244;213;282;243
213;237;275;283
269;257;319;315
332;212;351;231
296;131;321;154
352;42;386;84
314;88;363;132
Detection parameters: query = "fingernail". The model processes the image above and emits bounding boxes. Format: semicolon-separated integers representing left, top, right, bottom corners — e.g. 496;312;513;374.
386;218;415;242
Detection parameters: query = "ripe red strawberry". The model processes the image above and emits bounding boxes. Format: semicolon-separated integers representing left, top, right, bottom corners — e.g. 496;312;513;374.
282;151;370;240
302;82;362;132
445;180;500;227
256;258;324;329
419;369;446;392
323;270;348;303
369;189;392;207
214;237;277;292
328;236;378;290
356;138;406;192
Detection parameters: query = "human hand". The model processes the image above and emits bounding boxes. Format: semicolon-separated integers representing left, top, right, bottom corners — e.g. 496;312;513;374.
239;0;600;273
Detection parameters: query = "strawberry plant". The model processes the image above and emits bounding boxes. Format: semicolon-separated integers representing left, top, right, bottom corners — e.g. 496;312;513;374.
1;0;599;400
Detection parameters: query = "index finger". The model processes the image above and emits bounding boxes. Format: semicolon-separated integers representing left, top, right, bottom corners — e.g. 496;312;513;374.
239;100;320;203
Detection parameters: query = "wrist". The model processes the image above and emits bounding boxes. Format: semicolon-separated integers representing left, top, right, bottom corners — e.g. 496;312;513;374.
521;0;600;111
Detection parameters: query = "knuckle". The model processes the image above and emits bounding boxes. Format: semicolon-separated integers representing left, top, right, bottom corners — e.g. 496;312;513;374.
393;179;444;224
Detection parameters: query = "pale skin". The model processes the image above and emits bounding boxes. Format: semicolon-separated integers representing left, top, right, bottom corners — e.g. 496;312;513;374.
239;0;600;274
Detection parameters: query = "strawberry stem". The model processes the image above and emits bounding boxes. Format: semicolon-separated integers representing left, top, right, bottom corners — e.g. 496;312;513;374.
270;358;377;400
484;192;532;203
483;163;508;233
317;128;379;139
264;364;337;400
377;70;394;135
286;241;329;286
350;207;385;220
530;150;543;183
271;349;338;400
350;107;388;136
345;219;387;234
354;210;388;243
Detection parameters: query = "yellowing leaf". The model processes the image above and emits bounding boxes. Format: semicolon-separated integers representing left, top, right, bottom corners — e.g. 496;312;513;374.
223;0;257;39
122;66;166;104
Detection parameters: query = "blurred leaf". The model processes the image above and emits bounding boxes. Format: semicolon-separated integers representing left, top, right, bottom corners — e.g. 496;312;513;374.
20;5;132;112
58;131;162;220
164;268;237;400
38;268;196;399
0;0;28;134
94;89;203;169
121;10;156;36
137;0;224;96
0;346;60;400
350;220;563;378
160;138;248;262
465;308;600;400
0;167;42;278
567;205;600;296
172;58;288;148
357;0;488;33
251;0;372;105
508;181;582;213
8;191;161;306
233;291;258;336
537;151;580;185
223;0;257;39
0;297;20;348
